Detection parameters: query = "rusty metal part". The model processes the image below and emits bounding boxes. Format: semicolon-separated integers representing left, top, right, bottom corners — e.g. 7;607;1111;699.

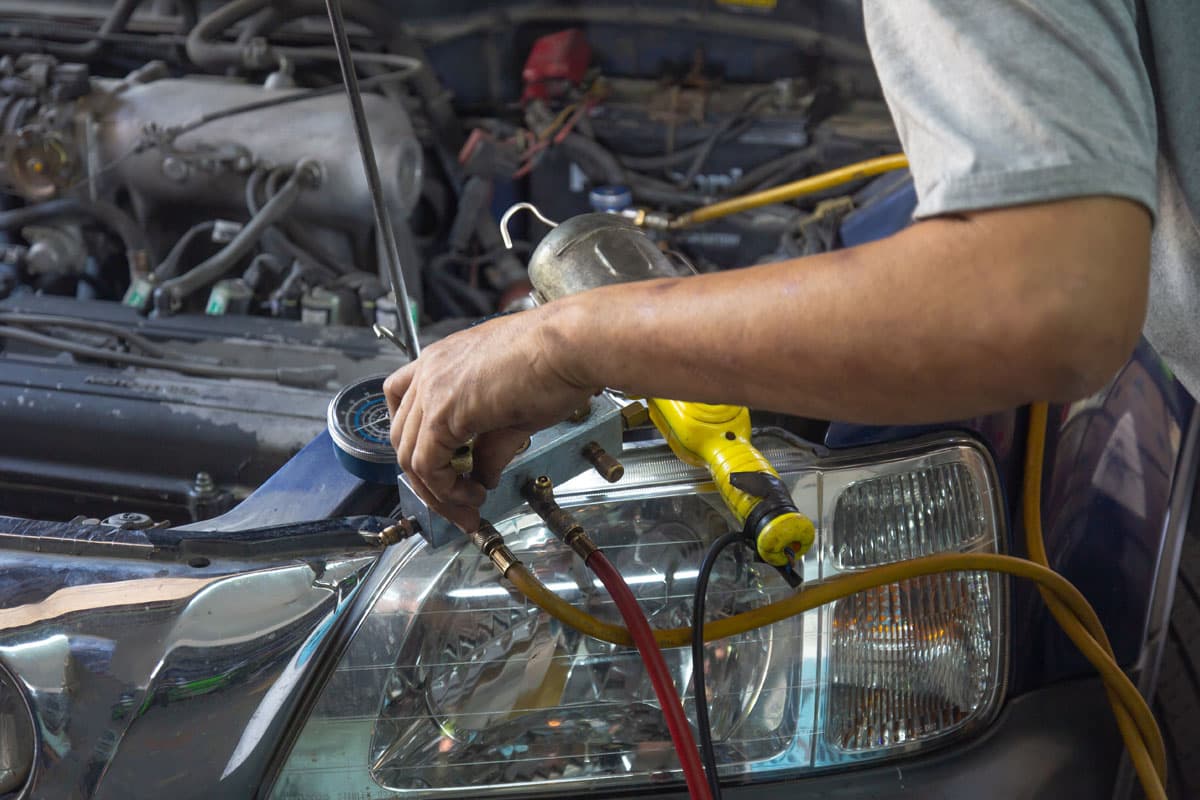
582;441;624;483
469;520;519;575
522;475;599;561
620;402;651;429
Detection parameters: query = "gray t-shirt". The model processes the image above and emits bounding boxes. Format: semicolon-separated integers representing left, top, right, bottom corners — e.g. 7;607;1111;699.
863;1;1200;398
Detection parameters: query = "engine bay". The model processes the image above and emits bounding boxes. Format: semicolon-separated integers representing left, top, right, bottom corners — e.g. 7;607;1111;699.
0;1;900;523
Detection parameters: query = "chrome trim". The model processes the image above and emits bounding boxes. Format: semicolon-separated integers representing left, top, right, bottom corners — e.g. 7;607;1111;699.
0;549;377;798
1111;408;1200;800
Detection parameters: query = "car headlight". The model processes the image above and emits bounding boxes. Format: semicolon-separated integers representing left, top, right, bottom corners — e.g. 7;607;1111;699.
269;433;1006;798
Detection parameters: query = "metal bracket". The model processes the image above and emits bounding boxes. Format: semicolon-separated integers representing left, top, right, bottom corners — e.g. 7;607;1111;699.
398;393;625;547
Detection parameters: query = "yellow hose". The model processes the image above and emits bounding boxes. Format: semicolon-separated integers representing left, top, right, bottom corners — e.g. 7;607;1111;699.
670;153;909;229
1022;403;1166;796
494;402;1167;798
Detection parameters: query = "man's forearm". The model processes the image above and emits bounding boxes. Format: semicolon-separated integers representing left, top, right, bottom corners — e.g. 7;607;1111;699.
545;197;1150;424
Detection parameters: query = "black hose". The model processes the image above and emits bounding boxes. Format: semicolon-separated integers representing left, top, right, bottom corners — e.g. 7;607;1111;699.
246;167;353;278
0;311;169;358
555;133;714;207
151;220;218;282
155;166;310;309
677;92;774;189
558;133;625;186
186;0;423;77
0;197;150;280
725;146;823;196
19;0;145;60
427;256;493;316
616;118;757;172
185;0;284;70
691;531;748;800
0;325;336;387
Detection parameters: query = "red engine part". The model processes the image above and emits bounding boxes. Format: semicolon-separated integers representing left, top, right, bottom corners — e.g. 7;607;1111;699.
521;29;591;104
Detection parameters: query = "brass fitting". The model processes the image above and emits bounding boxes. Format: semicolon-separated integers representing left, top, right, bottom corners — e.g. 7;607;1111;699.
582;441;624;483
522;476;599;561
449;440;475;475
360;517;417;547
470;520;519;576
619;402;651;430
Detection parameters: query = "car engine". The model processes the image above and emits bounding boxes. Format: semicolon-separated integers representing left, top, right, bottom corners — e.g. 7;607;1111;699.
0;0;899;524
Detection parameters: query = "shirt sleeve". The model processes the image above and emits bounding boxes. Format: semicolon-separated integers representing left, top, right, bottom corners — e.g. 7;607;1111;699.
862;0;1158;220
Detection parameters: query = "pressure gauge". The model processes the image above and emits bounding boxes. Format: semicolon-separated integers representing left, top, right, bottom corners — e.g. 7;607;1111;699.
327;374;397;484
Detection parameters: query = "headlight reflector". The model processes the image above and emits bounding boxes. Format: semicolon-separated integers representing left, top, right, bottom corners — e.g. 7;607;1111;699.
828;571;1000;752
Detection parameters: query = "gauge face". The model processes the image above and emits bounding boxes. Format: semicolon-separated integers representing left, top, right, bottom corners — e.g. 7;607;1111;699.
328;375;395;462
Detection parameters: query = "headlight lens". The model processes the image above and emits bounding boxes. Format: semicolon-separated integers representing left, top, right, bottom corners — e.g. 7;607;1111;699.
270;434;1006;798
0;662;34;793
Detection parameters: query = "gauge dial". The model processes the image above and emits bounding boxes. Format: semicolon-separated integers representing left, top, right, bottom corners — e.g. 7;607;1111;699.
327;375;397;480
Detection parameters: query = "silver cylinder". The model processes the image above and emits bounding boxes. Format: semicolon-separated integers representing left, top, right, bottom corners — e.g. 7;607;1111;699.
91;77;422;232
527;212;688;303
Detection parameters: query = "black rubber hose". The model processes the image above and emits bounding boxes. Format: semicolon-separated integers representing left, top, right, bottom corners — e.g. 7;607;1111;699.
185;0;280;70
0;197;150;280
0;311;169;358
558;133;626;186
186;0;426;78
691;531;748;800
616;118;757;172
0;325;335;387
246;167;350;278
724;146;823;196
557;134;713;206
427;257;493;316
151;220;218;282
185;0;372;69
23;0;144;60
155;166;309;309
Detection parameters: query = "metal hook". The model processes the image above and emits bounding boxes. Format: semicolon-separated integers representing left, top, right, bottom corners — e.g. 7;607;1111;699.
499;202;558;250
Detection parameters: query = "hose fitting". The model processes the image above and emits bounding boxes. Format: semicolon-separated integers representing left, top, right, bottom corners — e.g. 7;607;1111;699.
470;520;519;576
522;476;599;561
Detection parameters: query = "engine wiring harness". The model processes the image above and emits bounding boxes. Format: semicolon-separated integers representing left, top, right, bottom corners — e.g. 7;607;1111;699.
470;402;1169;800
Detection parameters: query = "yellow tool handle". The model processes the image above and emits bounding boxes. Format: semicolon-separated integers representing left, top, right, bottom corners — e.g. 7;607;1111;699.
646;398;814;566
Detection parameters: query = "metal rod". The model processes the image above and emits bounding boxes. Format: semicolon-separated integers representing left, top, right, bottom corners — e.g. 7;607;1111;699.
499;202;558;249
324;0;421;358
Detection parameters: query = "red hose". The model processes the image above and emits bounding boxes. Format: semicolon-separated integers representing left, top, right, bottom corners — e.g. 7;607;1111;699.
585;550;714;800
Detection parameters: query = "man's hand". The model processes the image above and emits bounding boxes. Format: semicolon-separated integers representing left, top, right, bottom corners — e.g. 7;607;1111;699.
384;306;598;532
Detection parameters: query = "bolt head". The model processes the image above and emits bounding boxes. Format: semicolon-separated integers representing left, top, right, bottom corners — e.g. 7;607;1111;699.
161;156;189;182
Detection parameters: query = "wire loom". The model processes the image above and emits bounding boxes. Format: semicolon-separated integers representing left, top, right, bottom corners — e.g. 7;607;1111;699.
476;403;1169;800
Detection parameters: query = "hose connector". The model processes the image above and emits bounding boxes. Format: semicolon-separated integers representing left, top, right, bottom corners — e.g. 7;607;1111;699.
523;475;599;561
470;520;519;576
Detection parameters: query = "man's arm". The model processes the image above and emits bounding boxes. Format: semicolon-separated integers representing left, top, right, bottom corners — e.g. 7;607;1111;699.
551;197;1149;422
385;195;1150;530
